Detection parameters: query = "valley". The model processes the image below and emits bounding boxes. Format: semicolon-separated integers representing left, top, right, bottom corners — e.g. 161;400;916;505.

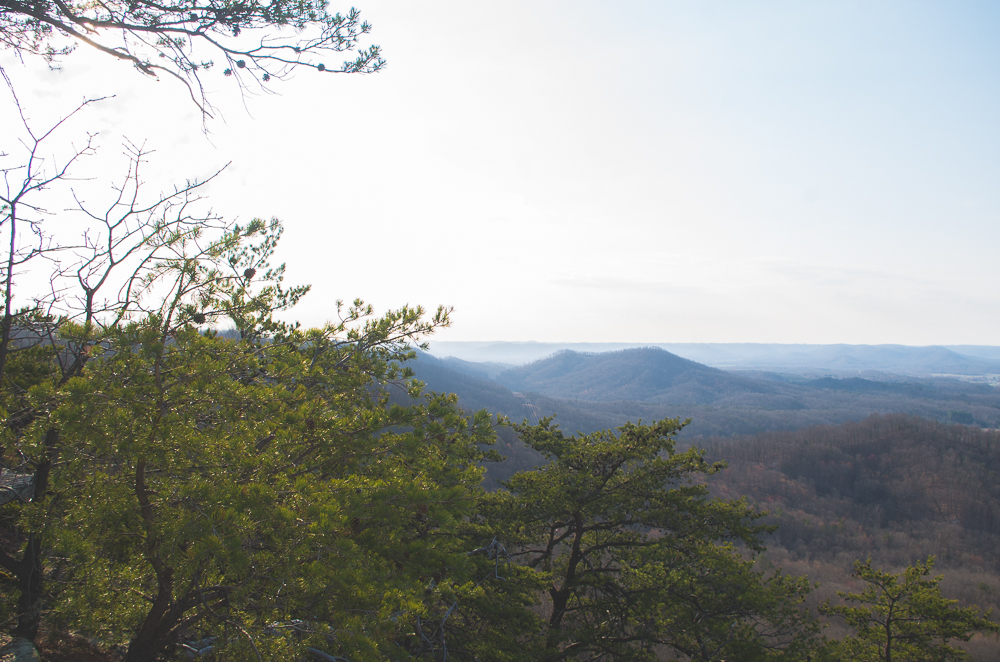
414;344;1000;438
410;344;1000;659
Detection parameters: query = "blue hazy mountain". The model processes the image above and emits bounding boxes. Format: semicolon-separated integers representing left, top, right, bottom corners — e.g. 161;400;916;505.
407;347;1000;439
495;347;782;404
428;341;1000;378
944;346;1000;362
404;352;533;421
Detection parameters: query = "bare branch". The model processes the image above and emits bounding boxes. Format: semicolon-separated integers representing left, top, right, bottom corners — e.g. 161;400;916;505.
0;1;384;119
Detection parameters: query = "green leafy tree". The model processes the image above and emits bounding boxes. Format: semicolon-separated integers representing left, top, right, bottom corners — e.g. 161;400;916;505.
48;326;496;661
480;418;816;661
0;78;516;660
3;209;510;660
820;556;999;662
0;3;513;659
0;81;237;640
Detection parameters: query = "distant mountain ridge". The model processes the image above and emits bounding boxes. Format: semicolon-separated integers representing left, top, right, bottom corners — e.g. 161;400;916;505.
402;352;533;422
407;347;1000;439
670;343;1000;376
428;341;1000;378
496;347;779;404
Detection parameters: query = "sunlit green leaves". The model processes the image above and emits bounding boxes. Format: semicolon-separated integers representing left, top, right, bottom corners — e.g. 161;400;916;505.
483;417;815;661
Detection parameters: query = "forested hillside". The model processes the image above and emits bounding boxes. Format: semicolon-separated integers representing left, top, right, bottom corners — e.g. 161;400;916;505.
701;415;1000;660
704;414;1000;568
400;352;534;420
411;354;1000;660
497;347;776;403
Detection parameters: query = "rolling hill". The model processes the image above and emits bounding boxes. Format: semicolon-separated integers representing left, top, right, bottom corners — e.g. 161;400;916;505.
428;341;1000;378
406;348;1000;440
496;347;780;404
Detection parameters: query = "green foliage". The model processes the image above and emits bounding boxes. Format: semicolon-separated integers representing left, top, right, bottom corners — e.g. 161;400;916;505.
481;417;817;661
0;211;505;660
0;12;551;659
820;556;1000;662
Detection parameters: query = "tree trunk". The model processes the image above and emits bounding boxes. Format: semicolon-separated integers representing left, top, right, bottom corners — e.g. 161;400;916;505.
124;588;223;662
10;428;59;641
124;628;172;662
546;513;585;652
11;534;43;641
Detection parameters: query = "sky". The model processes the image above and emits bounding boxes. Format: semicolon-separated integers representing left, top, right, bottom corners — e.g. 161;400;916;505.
2;1;999;345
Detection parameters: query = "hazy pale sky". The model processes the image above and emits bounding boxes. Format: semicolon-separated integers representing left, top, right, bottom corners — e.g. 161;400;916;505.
2;1;999;344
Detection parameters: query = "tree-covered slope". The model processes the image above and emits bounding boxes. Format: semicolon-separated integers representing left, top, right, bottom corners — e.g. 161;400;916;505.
407;352;533;420
703;414;1000;574
496;347;780;404
700;414;1000;661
